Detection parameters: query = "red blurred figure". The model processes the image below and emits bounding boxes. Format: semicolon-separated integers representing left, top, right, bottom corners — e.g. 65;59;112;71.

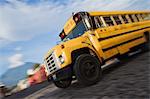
28;64;47;86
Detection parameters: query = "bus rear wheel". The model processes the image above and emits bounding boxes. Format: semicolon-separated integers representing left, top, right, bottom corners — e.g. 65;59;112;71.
73;54;102;86
142;32;150;51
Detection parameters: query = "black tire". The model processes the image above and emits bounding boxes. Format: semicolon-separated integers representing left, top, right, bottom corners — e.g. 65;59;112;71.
73;54;102;86
142;43;149;52
53;78;72;88
142;33;150;51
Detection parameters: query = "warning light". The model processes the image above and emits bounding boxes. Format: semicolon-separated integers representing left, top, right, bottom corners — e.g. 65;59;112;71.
75;17;78;22
59;32;66;40
74;14;81;22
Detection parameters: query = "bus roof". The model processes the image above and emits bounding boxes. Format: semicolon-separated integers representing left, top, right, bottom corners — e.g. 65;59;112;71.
89;10;150;16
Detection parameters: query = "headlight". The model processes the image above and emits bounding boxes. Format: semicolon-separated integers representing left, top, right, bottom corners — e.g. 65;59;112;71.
58;54;65;64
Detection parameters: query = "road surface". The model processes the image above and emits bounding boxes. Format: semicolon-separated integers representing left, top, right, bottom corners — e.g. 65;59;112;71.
5;51;150;99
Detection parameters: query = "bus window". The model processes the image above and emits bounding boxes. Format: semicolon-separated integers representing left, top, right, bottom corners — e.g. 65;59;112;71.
137;14;143;21
122;15;129;23
100;16;107;27
134;14;140;22
132;14;138;22
118;15;125;24
142;14;146;19
90;16;97;29
103;16;114;26
147;14;150;20
94;16;104;28
113;16;122;25
143;14;150;20
94;17;101;28
140;14;144;19
128;15;134;22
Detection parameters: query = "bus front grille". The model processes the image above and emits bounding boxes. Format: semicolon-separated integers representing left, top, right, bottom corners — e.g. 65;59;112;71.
45;52;60;75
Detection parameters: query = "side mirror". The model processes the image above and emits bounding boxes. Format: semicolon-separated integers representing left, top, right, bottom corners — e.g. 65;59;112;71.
84;17;91;29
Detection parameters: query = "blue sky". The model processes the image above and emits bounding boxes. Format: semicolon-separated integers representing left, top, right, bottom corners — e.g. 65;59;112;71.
0;0;150;76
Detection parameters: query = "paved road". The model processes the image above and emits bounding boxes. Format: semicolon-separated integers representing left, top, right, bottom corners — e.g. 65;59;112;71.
5;51;150;99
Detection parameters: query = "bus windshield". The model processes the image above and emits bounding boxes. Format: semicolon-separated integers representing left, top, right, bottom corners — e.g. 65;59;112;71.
62;20;87;42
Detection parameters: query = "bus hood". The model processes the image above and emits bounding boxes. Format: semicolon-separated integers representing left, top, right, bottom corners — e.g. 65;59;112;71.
44;36;86;59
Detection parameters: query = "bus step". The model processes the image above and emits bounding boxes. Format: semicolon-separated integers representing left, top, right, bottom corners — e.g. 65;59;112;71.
128;49;142;56
102;58;119;70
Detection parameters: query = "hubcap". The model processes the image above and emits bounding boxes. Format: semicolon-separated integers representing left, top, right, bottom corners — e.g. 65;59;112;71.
82;60;98;79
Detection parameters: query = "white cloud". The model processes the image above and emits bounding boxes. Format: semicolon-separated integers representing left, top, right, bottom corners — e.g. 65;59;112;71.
0;38;11;48
0;0;149;43
8;53;25;68
14;46;22;51
0;0;66;42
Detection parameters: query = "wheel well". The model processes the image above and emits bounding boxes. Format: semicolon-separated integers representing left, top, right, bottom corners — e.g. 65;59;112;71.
71;47;100;64
144;31;149;42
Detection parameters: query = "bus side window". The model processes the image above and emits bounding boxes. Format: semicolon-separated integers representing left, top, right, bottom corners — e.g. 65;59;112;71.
94;16;101;28
122;15;129;23
147;13;150;20
90;16;97;29
134;14;140;22
91;16;106;29
128;15;134;22
132;14;138;22
113;16;122;25
143;14;150;20
95;16;105;28
140;14;144;20
118;15;125;24
103;16;114;26
137;14;143;21
142;14;146;20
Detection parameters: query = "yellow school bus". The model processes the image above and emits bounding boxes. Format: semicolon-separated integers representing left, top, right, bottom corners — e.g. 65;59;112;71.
44;11;150;88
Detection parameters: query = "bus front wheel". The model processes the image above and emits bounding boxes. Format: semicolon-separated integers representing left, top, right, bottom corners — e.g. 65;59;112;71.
73;54;102;86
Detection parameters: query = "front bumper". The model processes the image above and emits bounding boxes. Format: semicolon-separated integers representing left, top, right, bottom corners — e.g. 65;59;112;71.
48;66;72;81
